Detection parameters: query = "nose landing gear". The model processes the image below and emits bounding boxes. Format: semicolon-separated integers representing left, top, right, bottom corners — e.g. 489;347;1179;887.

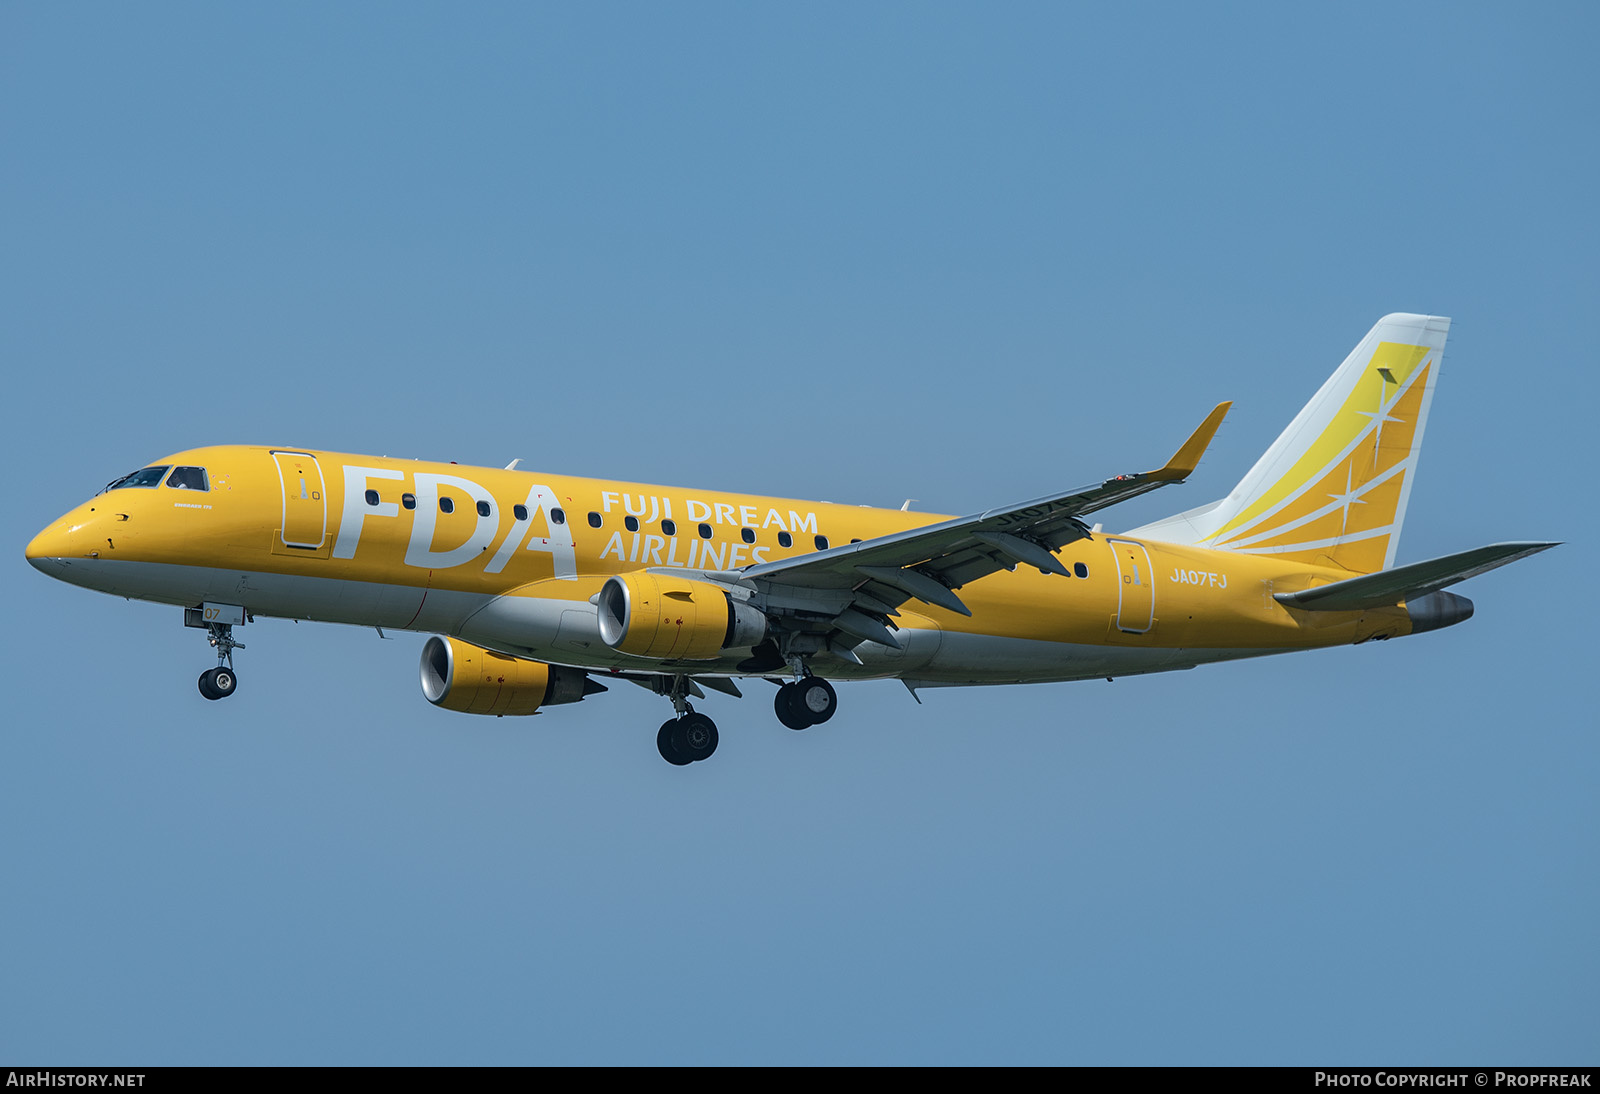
196;620;245;701
198;663;238;700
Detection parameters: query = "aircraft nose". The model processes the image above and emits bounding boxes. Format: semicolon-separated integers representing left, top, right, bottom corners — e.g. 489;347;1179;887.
26;519;79;575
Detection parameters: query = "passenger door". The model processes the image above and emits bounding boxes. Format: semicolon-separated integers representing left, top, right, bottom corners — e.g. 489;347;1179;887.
271;451;328;550
1108;538;1155;634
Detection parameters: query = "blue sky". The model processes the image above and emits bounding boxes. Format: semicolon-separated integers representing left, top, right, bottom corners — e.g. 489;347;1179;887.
4;2;1595;1064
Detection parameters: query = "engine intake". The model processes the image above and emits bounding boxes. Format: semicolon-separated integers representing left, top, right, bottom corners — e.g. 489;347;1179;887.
596;573;767;660
420;636;603;716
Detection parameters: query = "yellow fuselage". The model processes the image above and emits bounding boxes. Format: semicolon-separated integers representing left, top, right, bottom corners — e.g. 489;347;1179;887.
27;445;1413;685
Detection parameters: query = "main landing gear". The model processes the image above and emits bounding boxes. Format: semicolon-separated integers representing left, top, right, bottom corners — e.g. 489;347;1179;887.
197;621;244;701
655;675;719;766
774;675;837;730
649;664;840;767
657;711;719;766
773;653;837;731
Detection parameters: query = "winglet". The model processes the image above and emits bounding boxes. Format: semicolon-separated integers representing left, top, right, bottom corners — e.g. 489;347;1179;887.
1149;402;1232;481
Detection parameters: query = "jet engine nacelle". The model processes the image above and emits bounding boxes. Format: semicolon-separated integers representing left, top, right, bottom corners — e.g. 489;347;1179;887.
420;636;602;716
596;572;767;660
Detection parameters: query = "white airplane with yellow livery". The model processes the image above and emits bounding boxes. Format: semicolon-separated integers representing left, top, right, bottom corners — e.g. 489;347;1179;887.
26;314;1555;765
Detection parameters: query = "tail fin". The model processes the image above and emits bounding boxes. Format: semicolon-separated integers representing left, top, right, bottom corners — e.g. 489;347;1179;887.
1129;313;1449;574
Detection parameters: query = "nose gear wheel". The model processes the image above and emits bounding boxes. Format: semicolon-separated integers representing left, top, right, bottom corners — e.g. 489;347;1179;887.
196;620;245;701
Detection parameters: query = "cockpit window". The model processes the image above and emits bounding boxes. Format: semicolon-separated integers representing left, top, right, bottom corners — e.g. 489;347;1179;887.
100;466;170;494
166;466;209;491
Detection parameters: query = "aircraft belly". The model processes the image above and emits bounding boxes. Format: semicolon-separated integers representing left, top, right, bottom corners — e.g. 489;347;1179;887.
903;630;1159;684
38;562;1339;686
40;559;496;633
455;594;596;664
895;630;1259;685
38;557;207;607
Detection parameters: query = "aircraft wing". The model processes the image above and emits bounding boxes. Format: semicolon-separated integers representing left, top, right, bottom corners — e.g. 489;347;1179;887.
676;403;1231;659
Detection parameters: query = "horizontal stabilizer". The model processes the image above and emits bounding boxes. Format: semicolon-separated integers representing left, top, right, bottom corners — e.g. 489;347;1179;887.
1274;541;1559;612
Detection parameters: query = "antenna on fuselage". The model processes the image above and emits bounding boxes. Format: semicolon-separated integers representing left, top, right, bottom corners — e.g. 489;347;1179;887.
505;458;522;470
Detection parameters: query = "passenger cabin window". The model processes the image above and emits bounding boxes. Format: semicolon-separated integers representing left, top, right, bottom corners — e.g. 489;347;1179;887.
440;497;455;514
402;493;416;510
662;520;676;536
1074;562;1088;579
587;512;602;528
514;504;529;521
551;508;566;525
740;527;755;544
698;523;712;539
624;515;639;532
814;535;829;550
166;466;209;491
476;500;492;517
778;531;792;548
364;489;380;506
101;466;170;493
